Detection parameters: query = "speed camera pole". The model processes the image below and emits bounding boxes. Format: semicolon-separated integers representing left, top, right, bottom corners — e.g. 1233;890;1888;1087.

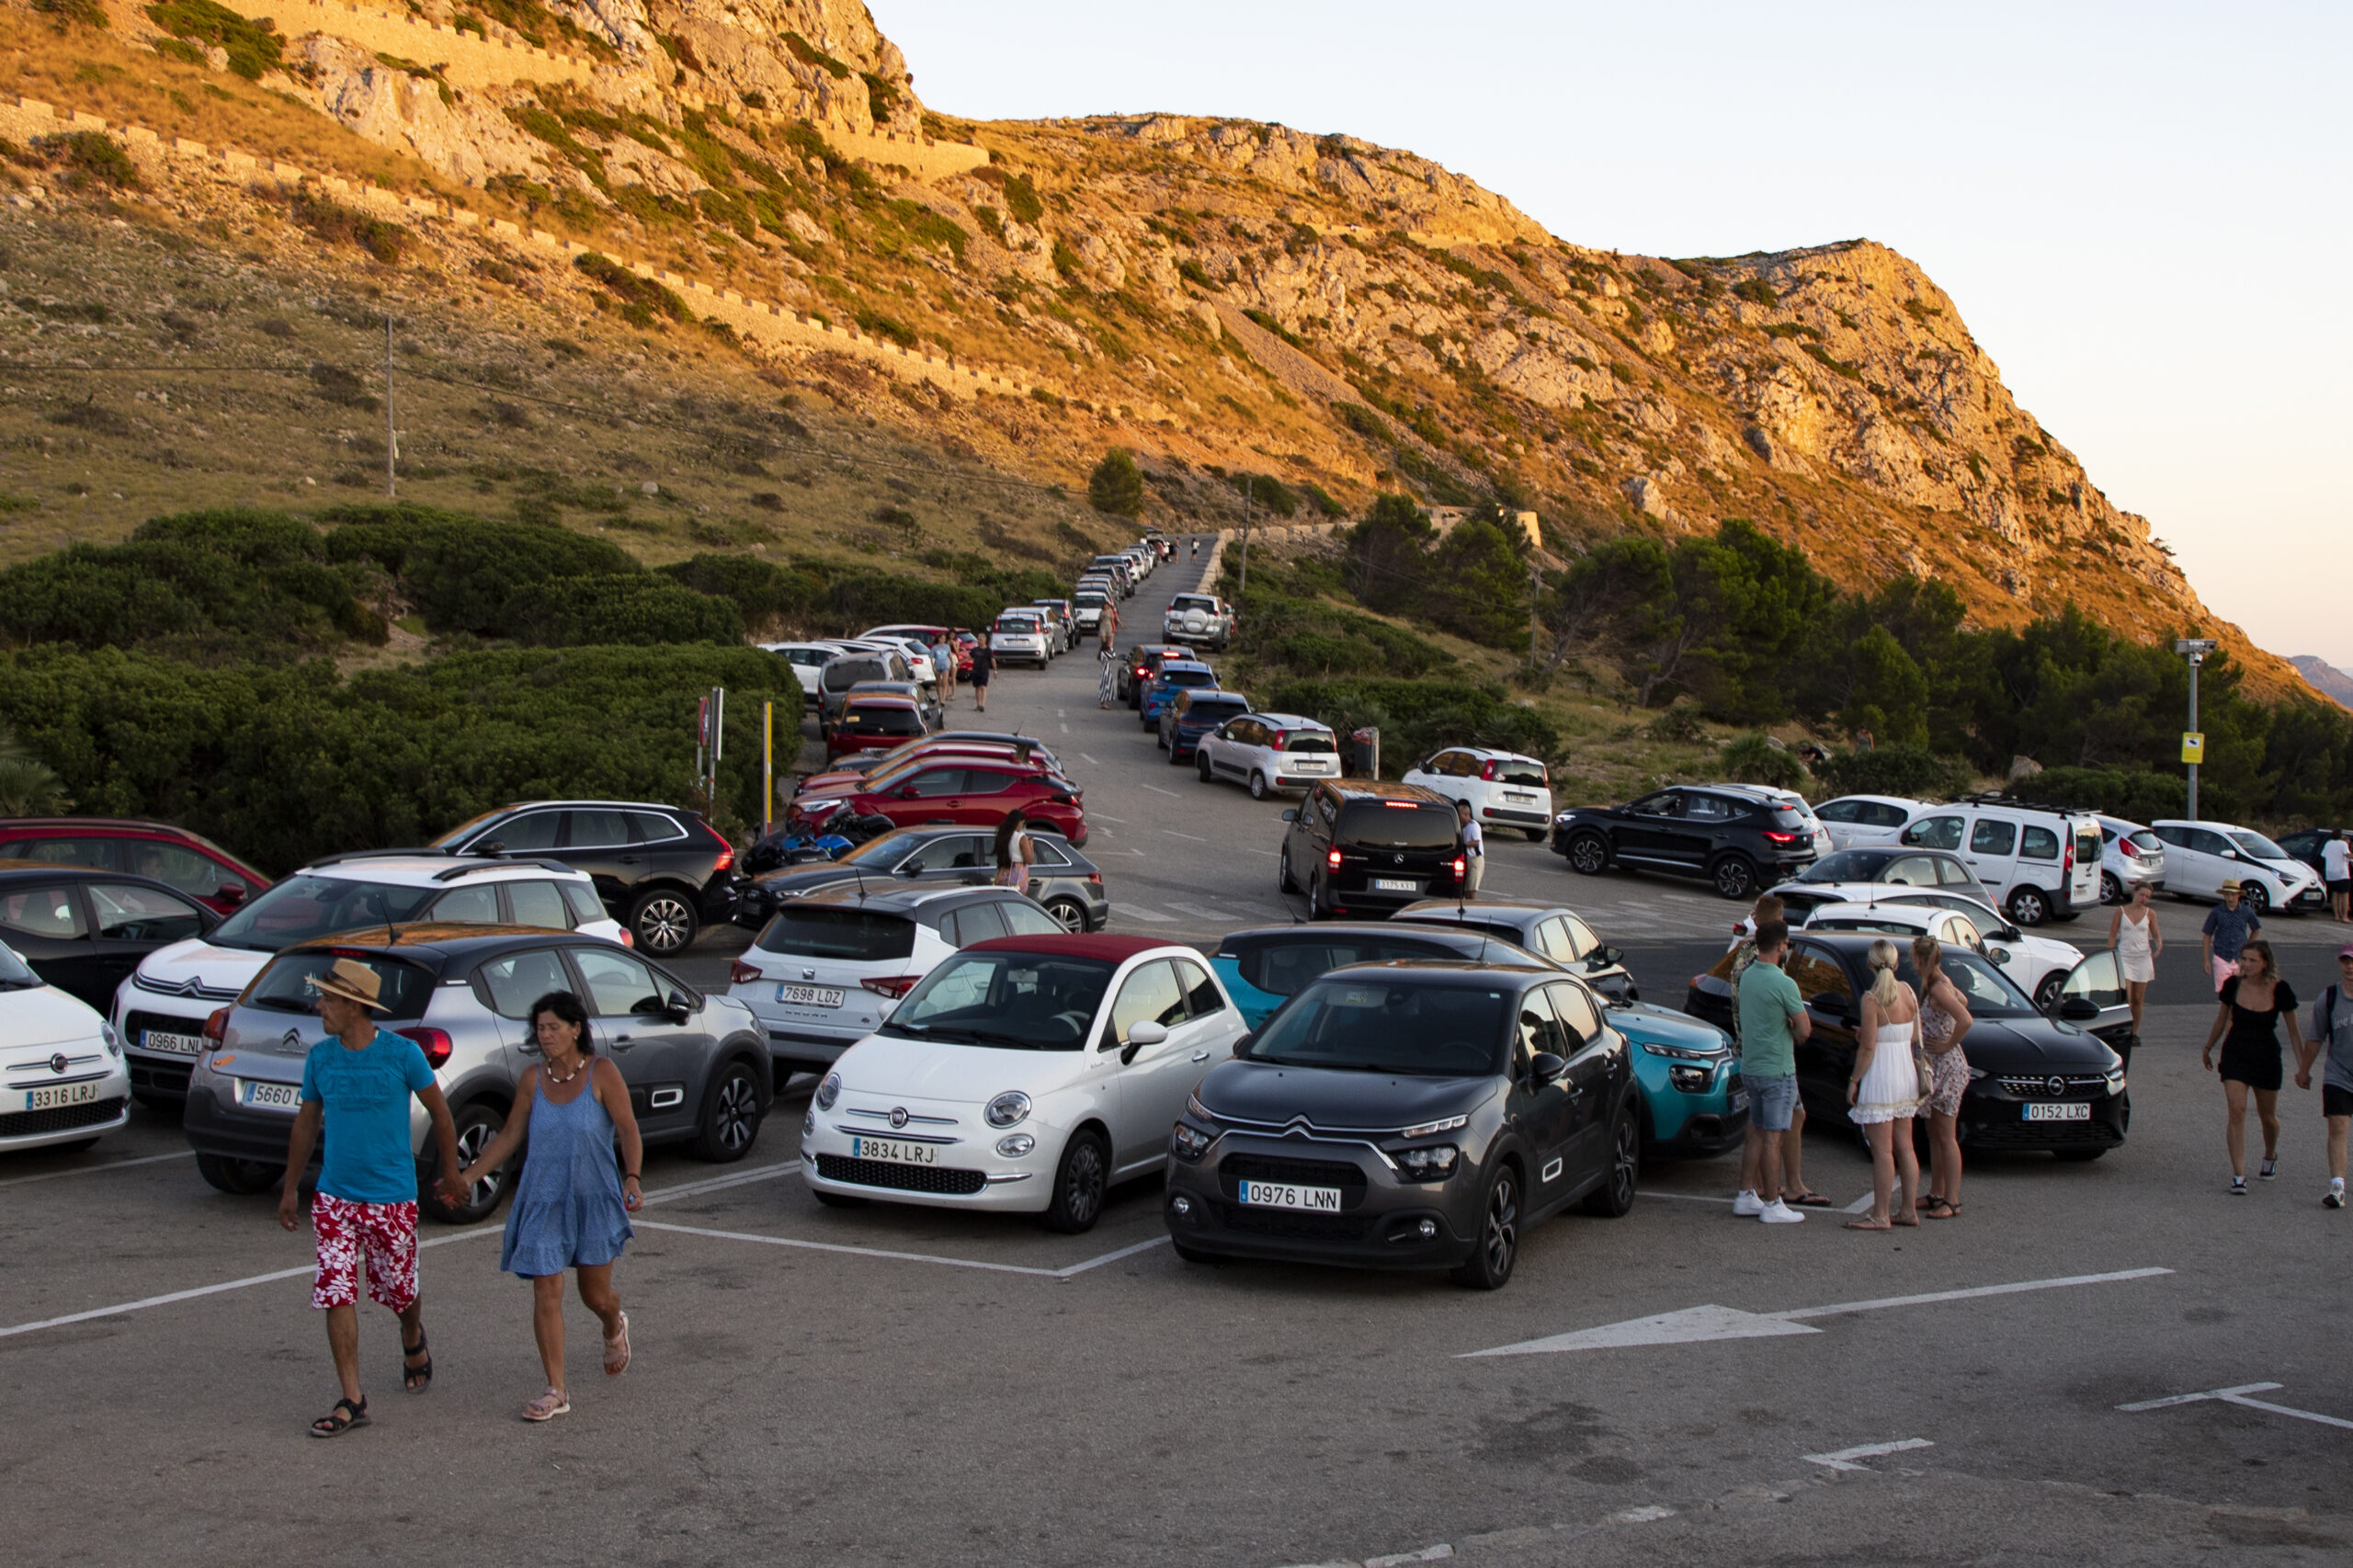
2177;639;2217;821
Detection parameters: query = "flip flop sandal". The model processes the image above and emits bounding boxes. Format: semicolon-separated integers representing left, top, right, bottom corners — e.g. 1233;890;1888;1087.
604;1311;631;1378
1923;1196;1962;1218
401;1330;433;1393
522;1387;571;1423
310;1396;369;1438
1785;1190;1834;1208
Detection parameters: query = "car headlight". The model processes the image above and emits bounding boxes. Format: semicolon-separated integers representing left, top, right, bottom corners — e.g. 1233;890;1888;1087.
1169;1121;1213;1161
99;1023;120;1057
2104;1068;2127;1096
1396;1144;1460;1181
1667;1063;1714;1093
1399;1113;1469;1139
995;1133;1036;1157
1639;1040;1721;1062
984;1090;1031;1129
815;1073;842;1110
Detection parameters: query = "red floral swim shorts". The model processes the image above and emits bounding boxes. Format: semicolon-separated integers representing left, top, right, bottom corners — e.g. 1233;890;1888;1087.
311;1193;419;1312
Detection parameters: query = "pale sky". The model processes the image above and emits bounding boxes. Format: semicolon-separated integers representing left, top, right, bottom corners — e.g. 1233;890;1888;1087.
876;1;2353;674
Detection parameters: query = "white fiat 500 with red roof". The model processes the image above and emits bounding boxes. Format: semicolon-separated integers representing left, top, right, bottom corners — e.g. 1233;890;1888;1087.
801;934;1248;1232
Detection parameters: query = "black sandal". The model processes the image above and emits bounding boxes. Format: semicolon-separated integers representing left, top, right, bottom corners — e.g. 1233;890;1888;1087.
402;1329;432;1393
1785;1189;1834;1209
310;1395;369;1438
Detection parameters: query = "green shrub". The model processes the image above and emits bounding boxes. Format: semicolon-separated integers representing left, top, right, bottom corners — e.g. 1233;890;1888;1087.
1644;705;1707;743
291;191;408;265
853;309;918;347
1333;402;1389;441
1260;677;1557;776
999;172;1043;225
1087;449;1144;518
574;252;691;326
1811;744;1972;799
1718;732;1808;790
1732;278;1778;307
317;505;637;634
658;554;822;631
32;131;139;189
782;31;851;79
34;0;108;28
2010;766;2187;823
146;0;279;77
499;574;742;646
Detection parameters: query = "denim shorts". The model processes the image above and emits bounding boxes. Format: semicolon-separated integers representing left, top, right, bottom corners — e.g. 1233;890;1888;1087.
1747;1073;1800;1132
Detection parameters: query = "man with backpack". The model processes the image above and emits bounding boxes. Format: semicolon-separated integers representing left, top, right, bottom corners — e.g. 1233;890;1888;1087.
2296;942;2353;1209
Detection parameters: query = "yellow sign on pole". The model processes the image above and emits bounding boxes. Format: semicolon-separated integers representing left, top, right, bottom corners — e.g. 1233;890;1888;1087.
2181;731;2205;765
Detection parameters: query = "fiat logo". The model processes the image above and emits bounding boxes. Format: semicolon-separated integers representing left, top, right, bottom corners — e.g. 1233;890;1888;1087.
2046;1075;2065;1096
48;1053;68;1074
889;1107;909;1128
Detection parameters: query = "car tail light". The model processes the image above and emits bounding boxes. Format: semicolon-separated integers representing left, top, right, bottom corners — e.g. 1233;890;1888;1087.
711;841;736;872
396;1027;453;1070
2119;840;2141;859
861;975;920;999
729;960;763;986
1087;871;1102;884
1327;848;1344;871
620;929;634;949
1382;801;1420;809
1480;759;1499;780
1269;731;1288;751
203;1006;231;1045
1762;830;1799;845
1452;856;1466;879
2063;844;2074;873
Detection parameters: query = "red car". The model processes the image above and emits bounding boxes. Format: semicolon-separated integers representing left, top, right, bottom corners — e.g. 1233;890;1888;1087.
846;762;1086;845
792;733;1063;798
0;816;269;914
825;696;927;762
790;747;1072;825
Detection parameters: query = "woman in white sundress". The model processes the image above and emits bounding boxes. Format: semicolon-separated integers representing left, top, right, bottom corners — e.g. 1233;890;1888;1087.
1845;938;1923;1231
2109;881;2162;1042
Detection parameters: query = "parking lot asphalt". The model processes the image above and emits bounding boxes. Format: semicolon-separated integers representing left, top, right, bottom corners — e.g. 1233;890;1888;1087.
6;547;2352;1566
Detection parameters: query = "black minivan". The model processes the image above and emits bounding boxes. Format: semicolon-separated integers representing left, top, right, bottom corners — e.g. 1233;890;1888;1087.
1279;781;1467;918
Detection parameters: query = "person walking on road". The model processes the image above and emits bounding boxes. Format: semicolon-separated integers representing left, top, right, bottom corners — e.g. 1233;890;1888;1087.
2203;881;2261;994
2203;937;2307;1194
2297;943;2353;1208
931;633;956;701
1097;638;1118;709
1733;919;1810;1225
1454;798;1484;900
2109;881;2163;1040
1845;939;1925;1230
277;957;466;1438
1913;934;1974;1220
452;990;642;1423
967;637;994;714
993;811;1035;898
2324;829;2352;924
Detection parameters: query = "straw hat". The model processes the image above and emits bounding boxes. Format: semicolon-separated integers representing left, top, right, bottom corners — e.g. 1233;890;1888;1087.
2219;878;2243;894
304;957;389;1011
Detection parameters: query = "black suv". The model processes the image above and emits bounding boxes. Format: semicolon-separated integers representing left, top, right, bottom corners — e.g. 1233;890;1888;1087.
1279;781;1467;918
1553;786;1817;900
429;801;741;956
0;865;217;1011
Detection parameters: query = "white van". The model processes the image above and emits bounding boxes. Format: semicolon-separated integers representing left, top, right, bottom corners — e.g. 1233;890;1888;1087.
1897;795;2103;926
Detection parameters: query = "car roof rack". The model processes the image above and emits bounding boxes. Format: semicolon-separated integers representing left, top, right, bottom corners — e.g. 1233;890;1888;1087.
1949;790;2107;816
306;846;458;868
431;858;580;882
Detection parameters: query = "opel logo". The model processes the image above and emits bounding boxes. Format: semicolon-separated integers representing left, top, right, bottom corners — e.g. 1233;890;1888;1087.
2046;1074;2065;1096
1393;854;1404;866
889;1107;909;1128
47;1053;68;1074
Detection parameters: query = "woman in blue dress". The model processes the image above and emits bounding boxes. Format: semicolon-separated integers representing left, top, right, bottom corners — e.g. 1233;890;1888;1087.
454;990;642;1422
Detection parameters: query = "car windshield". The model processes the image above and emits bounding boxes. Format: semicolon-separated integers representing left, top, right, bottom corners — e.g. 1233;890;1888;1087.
879;951;1118;1050
247;951;436;1019
0;940;39;989
1187;699;1248;722
758;906;915;961
1245;977;1508;1074
1284;732;1338;755
209;876;439;952
1493;758;1547;788
1173;596;1218;612
1798;850;1895;883
1161;670;1216;688
1337;803;1459;848
2230;831;2290;859
1898;949;2038;1018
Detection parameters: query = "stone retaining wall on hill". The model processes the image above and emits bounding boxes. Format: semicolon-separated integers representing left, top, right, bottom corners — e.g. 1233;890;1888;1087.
226;0;596;89
0;93;1045;403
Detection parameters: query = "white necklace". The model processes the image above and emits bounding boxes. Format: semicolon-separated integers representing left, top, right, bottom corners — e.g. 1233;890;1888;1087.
544;1054;586;1085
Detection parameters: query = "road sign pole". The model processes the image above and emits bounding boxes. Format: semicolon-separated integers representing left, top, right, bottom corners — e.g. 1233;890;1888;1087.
2176;639;2217;822
762;700;774;835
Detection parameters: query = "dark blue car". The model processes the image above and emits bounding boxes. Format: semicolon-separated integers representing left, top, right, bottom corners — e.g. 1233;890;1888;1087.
1158;689;1250;764
1139;659;1219;729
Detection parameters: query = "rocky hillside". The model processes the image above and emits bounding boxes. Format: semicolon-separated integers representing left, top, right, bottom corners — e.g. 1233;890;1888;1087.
2293;657;2353;713
0;0;2296;693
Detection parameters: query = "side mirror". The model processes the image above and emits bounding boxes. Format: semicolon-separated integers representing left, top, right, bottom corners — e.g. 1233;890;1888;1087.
895;862;922;878
1120;1019;1168;1063
2000;926;2022;942
1280;808;1299;823
1597;945;1628;968
2057;996;2099;1022
665;990;695;1023
1530;1051;1569;1085
477;840;506;857
216;884;247;908
898;786;920;799
2222;849;2239;859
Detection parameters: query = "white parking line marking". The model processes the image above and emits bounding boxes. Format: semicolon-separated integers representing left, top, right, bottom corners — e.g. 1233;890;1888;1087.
1142;784;1182;798
639;1220;1167;1279
1803;1437;1933;1471
1092;813;1129;824
1842;1192;1878;1214
1162;902;1229;921
1118;905;1176;923
637;1161;800;1206
1637;1189;1736;1205
2119;1381;2353;1431
1164;830;1208;841
1461;1267;2172;1356
0;1150;193;1190
1081;754;1100;766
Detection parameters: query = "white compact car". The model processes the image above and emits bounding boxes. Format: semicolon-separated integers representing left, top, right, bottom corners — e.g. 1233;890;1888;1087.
1;940;131;1153
801;934;1248;1231
1813;795;1929;853
1194;712;1341;800
1401;746;1556;842
989;610;1051;669
112;854;626;1108
1801;897;2086;1010
2147;820;2326;916
1898;797;2103;926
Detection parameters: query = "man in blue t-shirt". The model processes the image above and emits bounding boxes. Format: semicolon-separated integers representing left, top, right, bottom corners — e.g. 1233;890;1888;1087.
276;957;465;1437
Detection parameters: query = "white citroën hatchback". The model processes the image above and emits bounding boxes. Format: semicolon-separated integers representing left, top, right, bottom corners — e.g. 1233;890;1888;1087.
801;934;1247;1232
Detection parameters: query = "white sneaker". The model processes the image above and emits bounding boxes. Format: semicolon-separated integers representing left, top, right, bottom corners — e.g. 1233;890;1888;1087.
2326;1183;2345;1210
1733;1189;1765;1217
1759;1199;1805;1224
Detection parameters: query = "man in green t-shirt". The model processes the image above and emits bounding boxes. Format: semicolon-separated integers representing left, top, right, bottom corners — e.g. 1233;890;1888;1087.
1734;920;1811;1225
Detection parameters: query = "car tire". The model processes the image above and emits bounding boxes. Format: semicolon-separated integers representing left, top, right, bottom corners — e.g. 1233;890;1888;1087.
2052;1147;2109;1163
1449;1162;1520;1290
421;1100;512;1224
1711;854;1759;902
813;1187;869;1208
1248;770;1270;801
2006;885;2051;927
2100;871;2123;904
1197;752;1214;783
2032;971;2065;1011
1279;845;1299;894
1524;828;1547;843
1308;872;1332;920
630;888;700;955
2240;881;2270;917
1044;896;1089;934
1040;1128;1109;1233
1165;738;1184;765
195;1153;282;1195
1566;832;1608;876
689;1057;764;1163
1581;1102;1641;1218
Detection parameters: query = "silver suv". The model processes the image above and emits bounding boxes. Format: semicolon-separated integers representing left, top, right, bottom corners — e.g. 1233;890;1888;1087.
181;928;771;1221
1163;593;1235;652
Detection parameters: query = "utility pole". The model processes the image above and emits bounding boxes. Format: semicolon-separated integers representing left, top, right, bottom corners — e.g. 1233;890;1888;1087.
2176;638;2216;821
1234;479;1252;606
383;314;397;498
1528;562;1541;670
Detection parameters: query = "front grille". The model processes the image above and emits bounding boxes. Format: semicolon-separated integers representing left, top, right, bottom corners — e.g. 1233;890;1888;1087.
1994;1074;2111;1099
814;1153;986;1195
129;1060;192;1095
1214;1201;1372;1241
0;1097;127;1137
1218;1153;1370;1209
123;1009;209;1048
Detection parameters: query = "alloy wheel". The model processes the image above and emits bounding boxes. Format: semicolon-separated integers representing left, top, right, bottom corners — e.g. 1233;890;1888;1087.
635;894;695;954
1609;1113;1637;1207
2241;882;2270;916
1249;771;1269;801
455;1118;504;1210
1568;834;1607;875
1481;1169;1519;1279
1062;1140;1105;1226
2033;971;2064;1011
1047;898;1088;934
2009;887;2050;926
2100;872;2122;904
714;1071;758;1153
1712;855;1756;901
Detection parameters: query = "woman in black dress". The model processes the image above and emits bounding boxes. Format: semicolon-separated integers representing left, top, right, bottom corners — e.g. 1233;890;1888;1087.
2201;938;2310;1195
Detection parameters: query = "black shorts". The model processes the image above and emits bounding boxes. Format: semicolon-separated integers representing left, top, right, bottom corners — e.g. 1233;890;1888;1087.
2324;1085;2353;1119
2329;879;2351;897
